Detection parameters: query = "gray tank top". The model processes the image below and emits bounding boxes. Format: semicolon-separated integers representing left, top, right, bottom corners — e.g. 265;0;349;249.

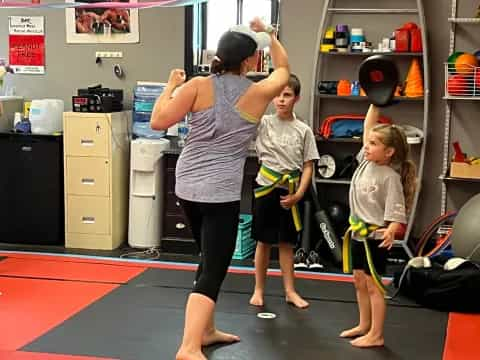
175;74;257;203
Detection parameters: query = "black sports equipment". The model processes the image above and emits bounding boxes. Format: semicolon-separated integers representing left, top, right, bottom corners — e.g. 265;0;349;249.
359;55;399;107
310;186;342;264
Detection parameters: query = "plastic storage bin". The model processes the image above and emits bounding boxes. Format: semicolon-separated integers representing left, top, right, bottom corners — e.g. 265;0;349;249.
29;99;64;134
133;82;166;139
233;214;256;260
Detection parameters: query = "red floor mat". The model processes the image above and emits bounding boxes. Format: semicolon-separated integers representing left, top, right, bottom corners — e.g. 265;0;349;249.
0;257;145;284
0;351;118;359
443;312;480;360
0;277;118;351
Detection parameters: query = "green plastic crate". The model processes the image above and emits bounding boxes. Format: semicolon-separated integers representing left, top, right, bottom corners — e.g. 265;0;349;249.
233;214;256;259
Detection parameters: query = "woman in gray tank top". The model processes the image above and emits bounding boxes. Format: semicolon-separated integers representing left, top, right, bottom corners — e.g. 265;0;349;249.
151;17;290;360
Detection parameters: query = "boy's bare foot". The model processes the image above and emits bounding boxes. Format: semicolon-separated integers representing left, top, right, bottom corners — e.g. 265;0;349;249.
350;334;384;348
285;291;309;309
202;328;240;347
249;291;264;307
340;325;369;338
176;349;207;360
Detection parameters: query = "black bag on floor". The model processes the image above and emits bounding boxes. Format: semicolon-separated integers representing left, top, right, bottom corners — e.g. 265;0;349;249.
393;260;480;313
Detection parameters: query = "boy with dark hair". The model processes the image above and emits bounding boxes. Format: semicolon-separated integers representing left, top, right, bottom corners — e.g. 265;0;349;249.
250;74;320;308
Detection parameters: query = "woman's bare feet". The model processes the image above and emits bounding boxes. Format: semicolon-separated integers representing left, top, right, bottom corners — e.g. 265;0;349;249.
176;349;207;360
350;334;384;348
285;291;309;309
202;328;240;347
249;291;264;307
340;325;369;338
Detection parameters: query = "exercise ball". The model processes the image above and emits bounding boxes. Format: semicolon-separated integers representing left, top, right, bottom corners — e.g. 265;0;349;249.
451;193;480;261
447;74;468;95
455;53;478;74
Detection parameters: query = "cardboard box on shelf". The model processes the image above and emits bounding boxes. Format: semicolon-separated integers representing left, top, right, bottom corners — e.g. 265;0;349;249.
450;162;480;179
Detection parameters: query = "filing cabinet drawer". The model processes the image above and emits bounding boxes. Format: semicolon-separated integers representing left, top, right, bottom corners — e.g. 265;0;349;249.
66;233;114;250
67;195;110;235
164;214;193;239
64;115;110;157
165;192;183;215
66;157;110;196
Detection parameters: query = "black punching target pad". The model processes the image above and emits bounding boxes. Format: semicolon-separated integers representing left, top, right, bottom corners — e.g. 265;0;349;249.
359;55;399;107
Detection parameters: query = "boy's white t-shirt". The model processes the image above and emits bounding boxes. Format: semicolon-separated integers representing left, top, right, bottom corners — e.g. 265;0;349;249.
255;113;319;186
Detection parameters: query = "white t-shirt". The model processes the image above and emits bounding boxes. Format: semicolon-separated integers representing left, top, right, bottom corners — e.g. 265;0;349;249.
255;113;319;186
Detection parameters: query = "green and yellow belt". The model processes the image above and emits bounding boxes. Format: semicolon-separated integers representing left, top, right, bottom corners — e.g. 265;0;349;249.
254;165;302;232
342;216;386;294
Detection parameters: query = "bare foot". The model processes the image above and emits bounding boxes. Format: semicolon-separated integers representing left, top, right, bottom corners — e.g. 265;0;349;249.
249;291;264;307
340;325;369;338
350;334;384;348
285;292;309;309
202;328;240;347
176;348;207;360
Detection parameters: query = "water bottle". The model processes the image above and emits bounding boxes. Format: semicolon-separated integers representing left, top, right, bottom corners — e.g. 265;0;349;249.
133;82;166;139
177;113;190;148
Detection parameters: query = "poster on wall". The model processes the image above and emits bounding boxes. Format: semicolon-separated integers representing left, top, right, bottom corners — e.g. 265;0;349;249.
65;0;139;43
8;16;45;74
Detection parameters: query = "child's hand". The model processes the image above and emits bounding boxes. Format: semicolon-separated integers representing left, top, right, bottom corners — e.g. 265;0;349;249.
280;193;301;209
376;228;395;250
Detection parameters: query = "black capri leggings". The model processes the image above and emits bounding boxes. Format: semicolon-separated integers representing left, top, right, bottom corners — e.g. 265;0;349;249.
179;198;240;302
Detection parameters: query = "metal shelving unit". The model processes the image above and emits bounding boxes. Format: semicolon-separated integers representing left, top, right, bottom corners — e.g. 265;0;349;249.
310;0;430;258
317;94;424;101
440;0;480;214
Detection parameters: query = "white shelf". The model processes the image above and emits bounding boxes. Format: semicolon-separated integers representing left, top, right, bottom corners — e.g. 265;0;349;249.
321;51;423;57
328;8;418;14
443;96;480;100
448;18;480;23
315;178;351;185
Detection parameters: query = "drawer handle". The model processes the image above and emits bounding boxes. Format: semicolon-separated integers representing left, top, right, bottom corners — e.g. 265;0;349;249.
175;201;180;207
21;146;32;152
81;139;94;146
81;178;95;185
82;216;95;224
176;222;186;230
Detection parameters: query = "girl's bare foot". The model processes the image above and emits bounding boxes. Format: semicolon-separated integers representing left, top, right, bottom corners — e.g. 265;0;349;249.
176;349;207;360
249;291;264;307
350;334;384;348
285;291;309;309
202;328;240;347
340;325;369;338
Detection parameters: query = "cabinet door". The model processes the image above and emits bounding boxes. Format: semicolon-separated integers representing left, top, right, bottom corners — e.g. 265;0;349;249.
64;115;110;157
0;135;64;244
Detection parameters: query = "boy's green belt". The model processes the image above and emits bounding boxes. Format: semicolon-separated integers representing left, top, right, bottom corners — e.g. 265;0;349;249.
254;165;302;232
342;216;386;295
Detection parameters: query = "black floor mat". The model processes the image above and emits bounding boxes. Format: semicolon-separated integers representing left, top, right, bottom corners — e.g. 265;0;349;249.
23;268;447;360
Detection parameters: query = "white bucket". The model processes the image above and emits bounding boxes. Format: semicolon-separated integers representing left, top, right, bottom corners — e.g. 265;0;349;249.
29;99;64;134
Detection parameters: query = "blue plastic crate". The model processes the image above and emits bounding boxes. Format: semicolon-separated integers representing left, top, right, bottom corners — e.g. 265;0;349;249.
233;214;255;260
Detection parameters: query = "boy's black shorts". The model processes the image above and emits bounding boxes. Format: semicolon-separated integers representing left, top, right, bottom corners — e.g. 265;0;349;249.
252;184;303;245
351;238;388;275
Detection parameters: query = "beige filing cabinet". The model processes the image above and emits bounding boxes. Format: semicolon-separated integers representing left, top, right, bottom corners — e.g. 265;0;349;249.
63;111;131;250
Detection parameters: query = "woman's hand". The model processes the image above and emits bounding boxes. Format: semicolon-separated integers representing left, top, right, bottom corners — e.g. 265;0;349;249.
167;69;186;89
250;17;267;33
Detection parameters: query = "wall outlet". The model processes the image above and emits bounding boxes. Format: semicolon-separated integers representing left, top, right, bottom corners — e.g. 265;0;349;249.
95;51;123;58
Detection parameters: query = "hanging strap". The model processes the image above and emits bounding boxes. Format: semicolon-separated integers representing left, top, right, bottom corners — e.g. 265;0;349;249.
342;215;386;295
254;165;302;232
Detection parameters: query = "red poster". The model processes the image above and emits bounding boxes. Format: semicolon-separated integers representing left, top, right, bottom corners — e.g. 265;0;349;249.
9;35;45;67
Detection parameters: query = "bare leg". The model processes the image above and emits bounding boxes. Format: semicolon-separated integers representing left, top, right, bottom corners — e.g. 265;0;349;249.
202;312;240;346
176;293;214;360
351;276;385;347
279;242;309;309
340;270;371;338
250;242;271;306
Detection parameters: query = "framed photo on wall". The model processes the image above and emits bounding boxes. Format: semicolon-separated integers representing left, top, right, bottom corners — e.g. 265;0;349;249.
65;0;139;43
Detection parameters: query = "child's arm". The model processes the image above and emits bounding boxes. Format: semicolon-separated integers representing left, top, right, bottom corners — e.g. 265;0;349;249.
279;160;313;209
363;104;381;144
376;222;404;250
